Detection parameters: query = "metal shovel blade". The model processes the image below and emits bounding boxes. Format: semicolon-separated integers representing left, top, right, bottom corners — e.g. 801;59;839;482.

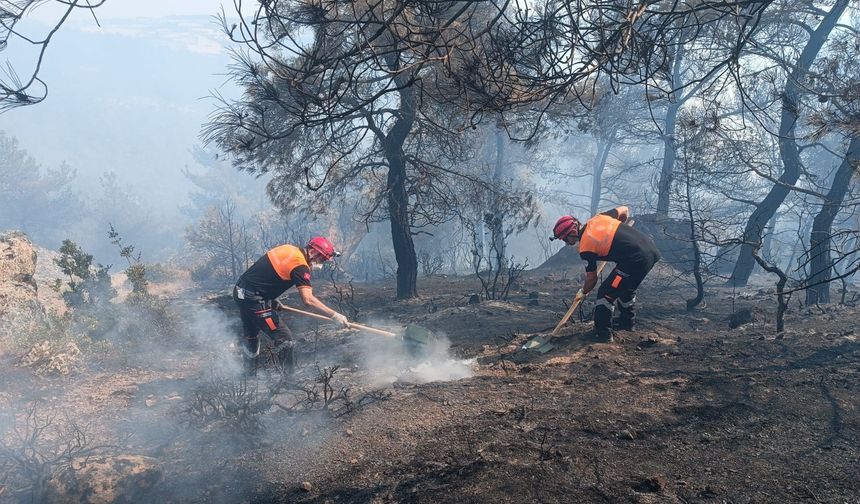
522;335;555;353
401;325;436;357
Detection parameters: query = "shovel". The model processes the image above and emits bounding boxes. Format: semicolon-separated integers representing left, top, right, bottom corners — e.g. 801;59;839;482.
276;302;397;337
521;262;608;352
549;259;610;336
274;301;435;352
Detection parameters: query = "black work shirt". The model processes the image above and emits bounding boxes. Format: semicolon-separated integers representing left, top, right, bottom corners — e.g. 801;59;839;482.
237;254;312;300
580;219;661;272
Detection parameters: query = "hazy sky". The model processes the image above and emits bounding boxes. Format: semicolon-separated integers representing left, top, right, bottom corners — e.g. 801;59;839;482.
1;2;242;221
27;0;231;22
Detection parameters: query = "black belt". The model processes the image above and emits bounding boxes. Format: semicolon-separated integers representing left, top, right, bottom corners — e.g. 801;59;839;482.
234;282;264;300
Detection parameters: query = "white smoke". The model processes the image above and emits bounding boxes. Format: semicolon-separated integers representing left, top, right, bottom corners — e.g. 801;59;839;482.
183;304;244;376
356;323;474;386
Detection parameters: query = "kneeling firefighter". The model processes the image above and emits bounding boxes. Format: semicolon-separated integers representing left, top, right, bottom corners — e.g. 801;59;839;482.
233;237;350;375
552;206;661;342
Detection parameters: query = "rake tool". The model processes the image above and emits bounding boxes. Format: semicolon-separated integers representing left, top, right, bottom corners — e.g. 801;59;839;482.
274;301;435;352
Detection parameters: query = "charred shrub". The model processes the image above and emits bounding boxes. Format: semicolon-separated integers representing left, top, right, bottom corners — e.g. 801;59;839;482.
419;250;445;277
0;402;115;504
327;268;360;320
180;376;273;432
266;365;391;418
179;366;392;435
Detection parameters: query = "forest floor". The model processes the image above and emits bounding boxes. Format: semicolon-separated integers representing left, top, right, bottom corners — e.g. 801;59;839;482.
1;266;858;504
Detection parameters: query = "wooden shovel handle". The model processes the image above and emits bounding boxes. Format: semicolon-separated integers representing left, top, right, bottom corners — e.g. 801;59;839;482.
275;302;398;338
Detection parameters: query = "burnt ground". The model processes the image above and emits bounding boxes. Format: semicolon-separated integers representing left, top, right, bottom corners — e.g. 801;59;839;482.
1;268;859;504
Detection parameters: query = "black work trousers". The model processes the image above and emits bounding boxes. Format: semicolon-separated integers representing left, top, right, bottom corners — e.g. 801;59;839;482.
593;259;656;332
232;285;294;366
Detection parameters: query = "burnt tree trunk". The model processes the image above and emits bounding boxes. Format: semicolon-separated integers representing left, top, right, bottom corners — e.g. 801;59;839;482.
383;85;418;299
785;216;812;275
221;201;239;281
655;42;685;216
489;127;507;267
729;0;849;286
805;137;860;304
684;167;704;311
590;132;616;216
656;102;679;216
762;216;776;262
753;250;789;335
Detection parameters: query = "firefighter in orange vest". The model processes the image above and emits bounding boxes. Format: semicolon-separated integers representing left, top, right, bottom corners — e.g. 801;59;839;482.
552;207;660;341
233;237;349;375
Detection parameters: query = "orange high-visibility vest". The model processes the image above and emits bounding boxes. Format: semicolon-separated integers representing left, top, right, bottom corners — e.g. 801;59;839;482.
266;245;309;281
579;214;622;257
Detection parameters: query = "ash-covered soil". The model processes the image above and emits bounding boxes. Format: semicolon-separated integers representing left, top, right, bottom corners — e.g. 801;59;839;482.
1;270;858;504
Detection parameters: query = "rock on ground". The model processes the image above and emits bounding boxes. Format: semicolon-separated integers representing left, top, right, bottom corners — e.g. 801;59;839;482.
728;307;756;329
20;340;82;376
0;231;46;352
33;244;68;314
44;455;162;504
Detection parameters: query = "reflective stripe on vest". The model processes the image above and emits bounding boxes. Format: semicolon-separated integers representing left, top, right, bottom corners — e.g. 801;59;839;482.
266;244;309;281
579;214;621;257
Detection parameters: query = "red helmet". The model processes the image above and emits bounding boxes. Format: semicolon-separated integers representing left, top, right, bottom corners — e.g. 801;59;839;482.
553;215;581;241
306;236;339;261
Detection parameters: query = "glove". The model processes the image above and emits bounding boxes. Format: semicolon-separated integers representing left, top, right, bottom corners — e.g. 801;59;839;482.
331;312;350;328
574;288;585;299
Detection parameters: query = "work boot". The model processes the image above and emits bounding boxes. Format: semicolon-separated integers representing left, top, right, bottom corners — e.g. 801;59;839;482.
616;295;636;331
612;316;635;331
595;326;615;343
273;340;295;375
242;338;260;377
593;301;615;343
243;353;258;377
